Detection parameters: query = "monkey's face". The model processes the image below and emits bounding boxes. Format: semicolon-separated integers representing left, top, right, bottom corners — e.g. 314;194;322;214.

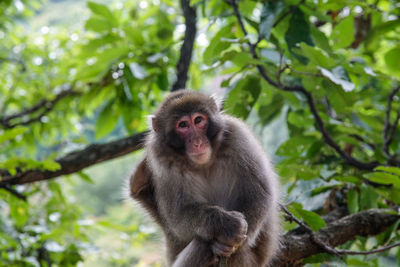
174;112;212;165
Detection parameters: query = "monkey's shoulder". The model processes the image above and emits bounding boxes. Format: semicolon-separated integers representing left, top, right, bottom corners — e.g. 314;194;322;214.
220;115;264;153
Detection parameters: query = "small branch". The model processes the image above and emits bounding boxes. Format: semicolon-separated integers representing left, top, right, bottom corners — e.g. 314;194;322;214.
383;86;400;157
171;0;197;91
348;134;376;150
337;241;400;255
0;185;27;201
0;87;80;129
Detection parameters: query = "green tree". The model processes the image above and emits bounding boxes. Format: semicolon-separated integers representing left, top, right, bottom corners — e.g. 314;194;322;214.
1;0;400;266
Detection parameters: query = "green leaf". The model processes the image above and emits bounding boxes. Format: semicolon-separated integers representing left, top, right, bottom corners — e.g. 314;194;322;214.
225;75;261;119
346;188;359;214
9;196;29;227
364;172;400;187
287;111;313;128
87;2;115;23
85;17;112;33
0;127;28;145
310;25;332;53
157;70;169;91
259;1;284;40
319;66;355;92
203;24;234;65
285;8;313;64
360;184;379;210
95;100;119;139
331;15;354;49
124;24;145;46
289;203;326;231
276;136;317;157
41;160;61;171
258;94;284;125
366;19;400;49
77;171;94;184
229;52;261;68
374;166;400;177
384;46;400;73
333;175;361;184
299;42;335;68
311;184;337;196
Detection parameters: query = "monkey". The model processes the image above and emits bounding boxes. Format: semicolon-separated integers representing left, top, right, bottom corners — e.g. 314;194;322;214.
130;90;280;266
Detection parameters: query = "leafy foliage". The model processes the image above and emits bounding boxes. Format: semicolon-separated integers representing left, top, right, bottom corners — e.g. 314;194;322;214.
1;0;400;266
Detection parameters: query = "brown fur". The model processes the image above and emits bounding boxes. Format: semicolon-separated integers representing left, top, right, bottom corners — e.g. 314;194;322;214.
130;90;280;266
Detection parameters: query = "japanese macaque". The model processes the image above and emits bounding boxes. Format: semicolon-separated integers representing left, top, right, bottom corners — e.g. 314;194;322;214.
130;90;280;266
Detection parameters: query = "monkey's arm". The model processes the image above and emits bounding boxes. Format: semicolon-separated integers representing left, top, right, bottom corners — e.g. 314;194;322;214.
130;158;161;224
159;187;247;257
235;160;279;247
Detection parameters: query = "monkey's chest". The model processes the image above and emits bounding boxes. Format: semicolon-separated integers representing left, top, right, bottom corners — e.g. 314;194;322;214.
189;172;239;209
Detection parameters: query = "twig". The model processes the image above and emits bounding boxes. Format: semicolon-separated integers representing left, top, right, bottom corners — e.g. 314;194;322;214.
349;134;376;150
0;185;27;201
171;0;197;91
337;241;400;255
227;1;379;171
0;87;80;129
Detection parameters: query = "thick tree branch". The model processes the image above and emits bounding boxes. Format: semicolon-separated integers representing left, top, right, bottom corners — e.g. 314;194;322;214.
171;0;197;91
0;87;80;129
228;1;379;171
0;132;147;186
274;208;400;266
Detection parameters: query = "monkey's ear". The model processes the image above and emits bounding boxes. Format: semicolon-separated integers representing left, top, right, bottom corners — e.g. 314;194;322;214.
210;94;224;111
147;115;158;132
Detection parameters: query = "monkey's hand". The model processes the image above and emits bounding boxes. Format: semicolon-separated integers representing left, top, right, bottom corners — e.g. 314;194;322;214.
211;210;248;258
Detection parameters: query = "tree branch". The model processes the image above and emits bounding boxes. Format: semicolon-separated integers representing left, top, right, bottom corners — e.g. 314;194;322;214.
171;0;197;91
0;185;27;201
227;1;379;171
274;208;400;266
0;132;147;186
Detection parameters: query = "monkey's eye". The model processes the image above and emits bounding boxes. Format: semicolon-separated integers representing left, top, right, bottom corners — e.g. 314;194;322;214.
178;121;188;128
194;116;203;124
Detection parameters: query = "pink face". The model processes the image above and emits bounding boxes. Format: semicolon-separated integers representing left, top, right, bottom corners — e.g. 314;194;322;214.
175;112;212;165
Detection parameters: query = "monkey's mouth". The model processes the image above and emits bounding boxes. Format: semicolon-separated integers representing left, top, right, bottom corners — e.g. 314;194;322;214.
188;151;211;165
